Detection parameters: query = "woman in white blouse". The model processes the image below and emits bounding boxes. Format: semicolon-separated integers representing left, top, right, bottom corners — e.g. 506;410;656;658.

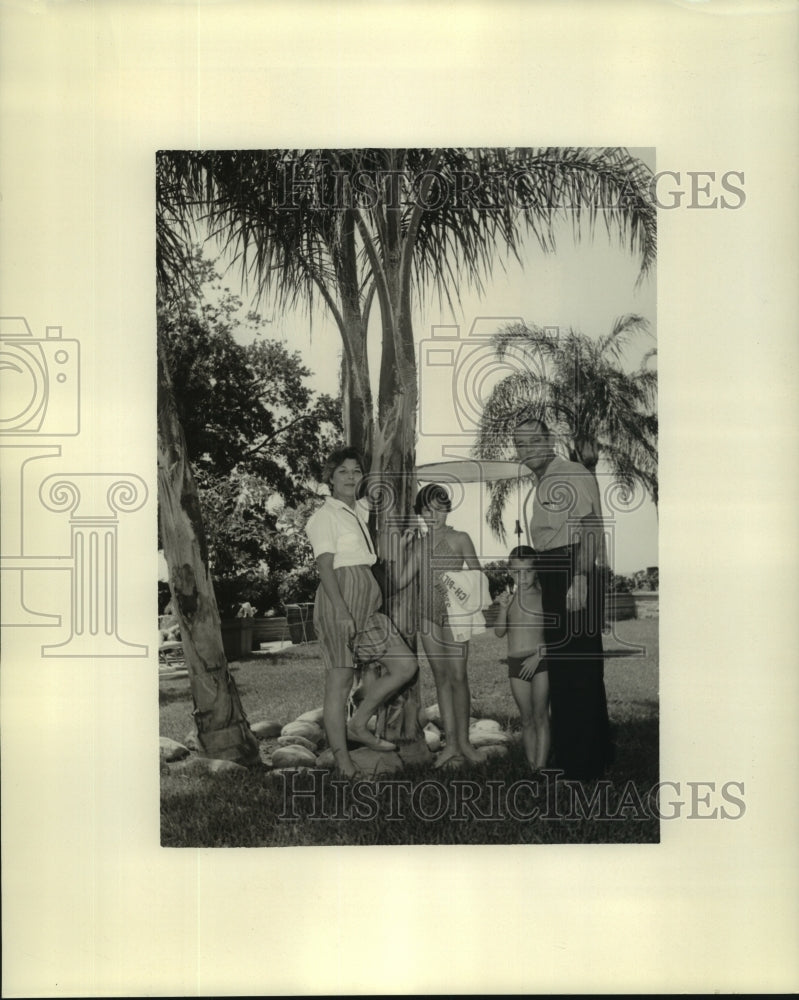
305;446;418;778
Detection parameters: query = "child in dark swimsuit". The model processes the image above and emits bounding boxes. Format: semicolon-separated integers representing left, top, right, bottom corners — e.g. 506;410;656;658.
493;545;550;772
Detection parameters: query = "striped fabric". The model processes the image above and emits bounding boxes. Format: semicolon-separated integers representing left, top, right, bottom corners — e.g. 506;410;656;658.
313;564;408;670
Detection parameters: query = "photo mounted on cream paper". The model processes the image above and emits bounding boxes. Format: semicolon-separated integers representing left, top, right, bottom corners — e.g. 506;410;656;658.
154;148;660;846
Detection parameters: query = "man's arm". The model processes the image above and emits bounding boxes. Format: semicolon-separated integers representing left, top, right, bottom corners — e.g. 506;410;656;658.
568;470;604;609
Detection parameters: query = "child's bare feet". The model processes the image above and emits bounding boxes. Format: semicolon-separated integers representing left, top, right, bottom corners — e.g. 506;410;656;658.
433;747;462;769
459;745;486;765
332;747;361;779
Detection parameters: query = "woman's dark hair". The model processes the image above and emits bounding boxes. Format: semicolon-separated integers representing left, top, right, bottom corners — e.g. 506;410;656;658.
414;483;452;515
321;446;365;487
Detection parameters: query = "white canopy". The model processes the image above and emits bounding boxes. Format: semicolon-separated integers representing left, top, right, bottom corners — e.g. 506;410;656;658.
414;459;531;484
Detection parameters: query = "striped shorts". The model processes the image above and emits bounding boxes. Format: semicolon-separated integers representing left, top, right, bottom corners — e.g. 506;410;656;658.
313;564;409;671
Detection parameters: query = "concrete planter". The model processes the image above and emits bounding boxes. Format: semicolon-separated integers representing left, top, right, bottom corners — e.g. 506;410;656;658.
483;604;500;629
251;617;289;648
220;619;255;659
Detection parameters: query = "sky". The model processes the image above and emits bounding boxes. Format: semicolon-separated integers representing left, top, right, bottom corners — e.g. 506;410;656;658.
217;150;658;574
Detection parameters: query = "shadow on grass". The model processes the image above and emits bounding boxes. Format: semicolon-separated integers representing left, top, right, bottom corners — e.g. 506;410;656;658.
161;714;660;848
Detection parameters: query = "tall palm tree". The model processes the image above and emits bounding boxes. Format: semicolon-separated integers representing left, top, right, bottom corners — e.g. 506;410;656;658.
475;315;658;544
156;147;657;754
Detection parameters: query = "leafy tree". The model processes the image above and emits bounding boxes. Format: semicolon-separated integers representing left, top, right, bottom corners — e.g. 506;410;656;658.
160;267;340;616
475;315;658;543
482;560;514;599
196;470;323;615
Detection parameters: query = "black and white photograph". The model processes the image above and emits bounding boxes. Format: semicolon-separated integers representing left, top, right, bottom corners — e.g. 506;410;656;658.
156;147;660;846
2;1;797;996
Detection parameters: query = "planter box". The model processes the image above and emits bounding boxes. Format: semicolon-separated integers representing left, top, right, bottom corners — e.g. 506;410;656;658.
285;603;317;644
483;604;500;629
221;619;255;660
605;592;637;621
251;617;289;648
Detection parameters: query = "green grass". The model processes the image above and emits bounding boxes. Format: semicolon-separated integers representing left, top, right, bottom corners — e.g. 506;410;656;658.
161;618;659;847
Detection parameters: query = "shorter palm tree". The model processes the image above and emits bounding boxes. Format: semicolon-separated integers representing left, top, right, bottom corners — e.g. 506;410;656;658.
475;315;657;543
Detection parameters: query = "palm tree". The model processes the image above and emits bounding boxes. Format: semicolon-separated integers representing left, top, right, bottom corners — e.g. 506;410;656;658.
156;147;657;754
475;315;658;544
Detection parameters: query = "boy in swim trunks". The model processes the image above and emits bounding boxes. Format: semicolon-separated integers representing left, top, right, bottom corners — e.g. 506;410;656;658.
493;545;550;772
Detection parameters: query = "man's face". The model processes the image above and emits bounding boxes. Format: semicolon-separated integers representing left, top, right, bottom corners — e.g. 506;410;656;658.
513;420;554;472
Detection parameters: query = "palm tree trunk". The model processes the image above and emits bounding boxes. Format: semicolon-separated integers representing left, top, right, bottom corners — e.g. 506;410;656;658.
371;272;426;747
338;314;374;459
157;337;259;766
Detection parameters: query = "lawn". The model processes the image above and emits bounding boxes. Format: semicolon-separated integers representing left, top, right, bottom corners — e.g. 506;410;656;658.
160;618;659;847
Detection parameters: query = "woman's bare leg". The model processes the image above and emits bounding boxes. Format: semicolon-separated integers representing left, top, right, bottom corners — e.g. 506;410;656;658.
324;667;358;776
347;640;418;750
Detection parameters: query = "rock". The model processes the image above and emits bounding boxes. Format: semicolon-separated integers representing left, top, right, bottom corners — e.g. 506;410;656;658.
277;734;318;752
316;744;410;773
397;739;434;767
479;744;509;759
423;723;442;752
469;729;509;748
206;757;249;774
251;720;283;740
281;720;324;744
295;707;324;726
159;737;190;762
315;747;336;770
266;766;316;782
419;703;442;727
183;729;201;752
271;745;318;769
180;756;249;775
471;718;502;733
350;747;404;777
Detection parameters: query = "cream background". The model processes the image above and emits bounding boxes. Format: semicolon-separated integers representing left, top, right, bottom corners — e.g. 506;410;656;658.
2;0;798;995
